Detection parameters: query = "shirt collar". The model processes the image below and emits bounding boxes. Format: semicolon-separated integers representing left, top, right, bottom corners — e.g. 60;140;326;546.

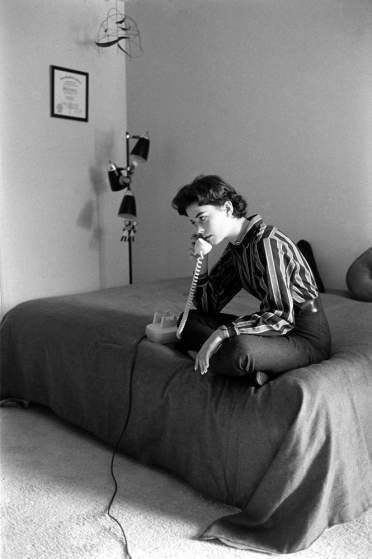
231;214;263;245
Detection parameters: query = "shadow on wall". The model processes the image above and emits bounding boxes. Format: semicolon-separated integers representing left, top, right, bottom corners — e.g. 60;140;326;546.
76;130;115;287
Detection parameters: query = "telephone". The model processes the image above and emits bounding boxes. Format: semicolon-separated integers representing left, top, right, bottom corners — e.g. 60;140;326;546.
145;237;212;344
176;237;212;339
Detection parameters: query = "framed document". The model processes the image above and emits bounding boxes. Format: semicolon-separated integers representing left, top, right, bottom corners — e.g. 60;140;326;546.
50;65;89;122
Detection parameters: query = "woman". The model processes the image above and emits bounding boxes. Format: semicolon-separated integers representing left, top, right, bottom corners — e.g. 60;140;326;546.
172;174;331;385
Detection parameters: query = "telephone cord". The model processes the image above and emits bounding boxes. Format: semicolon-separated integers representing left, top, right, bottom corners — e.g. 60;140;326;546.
176;256;204;339
106;333;146;559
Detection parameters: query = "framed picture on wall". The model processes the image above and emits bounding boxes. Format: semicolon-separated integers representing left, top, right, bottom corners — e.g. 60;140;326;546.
50;65;89;122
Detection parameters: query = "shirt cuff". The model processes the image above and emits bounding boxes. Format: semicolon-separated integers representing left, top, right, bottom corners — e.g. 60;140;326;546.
221;323;240;338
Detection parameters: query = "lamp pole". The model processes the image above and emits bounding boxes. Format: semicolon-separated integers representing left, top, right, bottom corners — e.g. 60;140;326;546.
125;132;133;285
114;131;148;285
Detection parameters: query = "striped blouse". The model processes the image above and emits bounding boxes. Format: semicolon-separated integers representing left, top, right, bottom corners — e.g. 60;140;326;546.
193;214;319;338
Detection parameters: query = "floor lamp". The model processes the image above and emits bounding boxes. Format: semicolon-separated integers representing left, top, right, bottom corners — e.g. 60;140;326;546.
107;131;150;284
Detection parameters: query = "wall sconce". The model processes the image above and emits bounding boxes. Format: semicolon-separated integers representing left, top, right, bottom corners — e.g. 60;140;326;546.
108;132;150;284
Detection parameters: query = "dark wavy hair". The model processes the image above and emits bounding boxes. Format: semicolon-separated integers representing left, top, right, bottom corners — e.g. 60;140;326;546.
171;175;247;218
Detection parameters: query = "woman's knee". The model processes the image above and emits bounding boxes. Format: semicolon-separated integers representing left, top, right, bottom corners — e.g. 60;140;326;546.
210;339;256;377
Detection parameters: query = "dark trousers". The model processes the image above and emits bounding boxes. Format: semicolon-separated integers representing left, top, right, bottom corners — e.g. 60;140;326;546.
178;299;331;381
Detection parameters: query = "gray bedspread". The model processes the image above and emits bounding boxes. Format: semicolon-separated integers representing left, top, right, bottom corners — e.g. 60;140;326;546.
1;278;371;553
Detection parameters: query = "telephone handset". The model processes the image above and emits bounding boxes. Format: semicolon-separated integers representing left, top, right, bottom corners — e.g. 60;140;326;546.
145;237;212;344
176;237;212;339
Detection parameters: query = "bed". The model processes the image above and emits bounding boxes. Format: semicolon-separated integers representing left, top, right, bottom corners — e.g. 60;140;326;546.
1;277;371;554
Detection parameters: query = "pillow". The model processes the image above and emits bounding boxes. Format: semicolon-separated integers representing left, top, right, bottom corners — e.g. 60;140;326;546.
346;248;372;301
297;240;325;293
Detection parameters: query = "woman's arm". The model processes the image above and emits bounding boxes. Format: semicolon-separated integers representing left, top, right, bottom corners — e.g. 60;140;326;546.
223;235;318;337
193;246;241;314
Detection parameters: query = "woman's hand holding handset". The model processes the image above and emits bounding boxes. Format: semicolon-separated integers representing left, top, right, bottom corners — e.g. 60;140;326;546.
190;235;212;259
193;237;212;258
189;235;211;283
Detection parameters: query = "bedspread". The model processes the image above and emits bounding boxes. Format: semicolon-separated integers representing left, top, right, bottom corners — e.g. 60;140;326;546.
1;278;372;553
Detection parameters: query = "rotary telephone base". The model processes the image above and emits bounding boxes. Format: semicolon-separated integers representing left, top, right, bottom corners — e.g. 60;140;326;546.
145;311;178;344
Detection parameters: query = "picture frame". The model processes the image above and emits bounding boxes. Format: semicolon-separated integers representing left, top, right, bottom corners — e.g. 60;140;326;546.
50;65;89;122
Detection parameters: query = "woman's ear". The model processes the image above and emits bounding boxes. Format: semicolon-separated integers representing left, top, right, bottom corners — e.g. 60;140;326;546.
224;200;234;216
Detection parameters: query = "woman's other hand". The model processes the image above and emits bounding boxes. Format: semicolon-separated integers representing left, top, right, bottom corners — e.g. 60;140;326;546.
194;329;225;375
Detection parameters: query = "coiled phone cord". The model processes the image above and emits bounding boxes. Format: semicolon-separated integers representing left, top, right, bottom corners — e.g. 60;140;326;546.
176;255;204;339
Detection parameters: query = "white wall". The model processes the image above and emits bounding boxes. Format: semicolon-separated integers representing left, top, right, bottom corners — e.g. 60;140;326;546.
126;0;372;290
0;0;128;315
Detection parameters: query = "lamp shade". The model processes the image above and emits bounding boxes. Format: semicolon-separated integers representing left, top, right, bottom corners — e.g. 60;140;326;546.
131;135;150;161
108;162;128;191
118;188;137;219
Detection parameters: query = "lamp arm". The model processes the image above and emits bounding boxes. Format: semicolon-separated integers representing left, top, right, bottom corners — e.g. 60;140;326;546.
126;131;131;175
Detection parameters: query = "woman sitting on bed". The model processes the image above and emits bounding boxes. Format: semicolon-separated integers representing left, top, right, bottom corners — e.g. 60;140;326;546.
172;174;331;385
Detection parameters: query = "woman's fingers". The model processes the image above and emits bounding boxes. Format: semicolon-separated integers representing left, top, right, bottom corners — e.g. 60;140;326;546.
194;352;209;375
189;234;200;260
